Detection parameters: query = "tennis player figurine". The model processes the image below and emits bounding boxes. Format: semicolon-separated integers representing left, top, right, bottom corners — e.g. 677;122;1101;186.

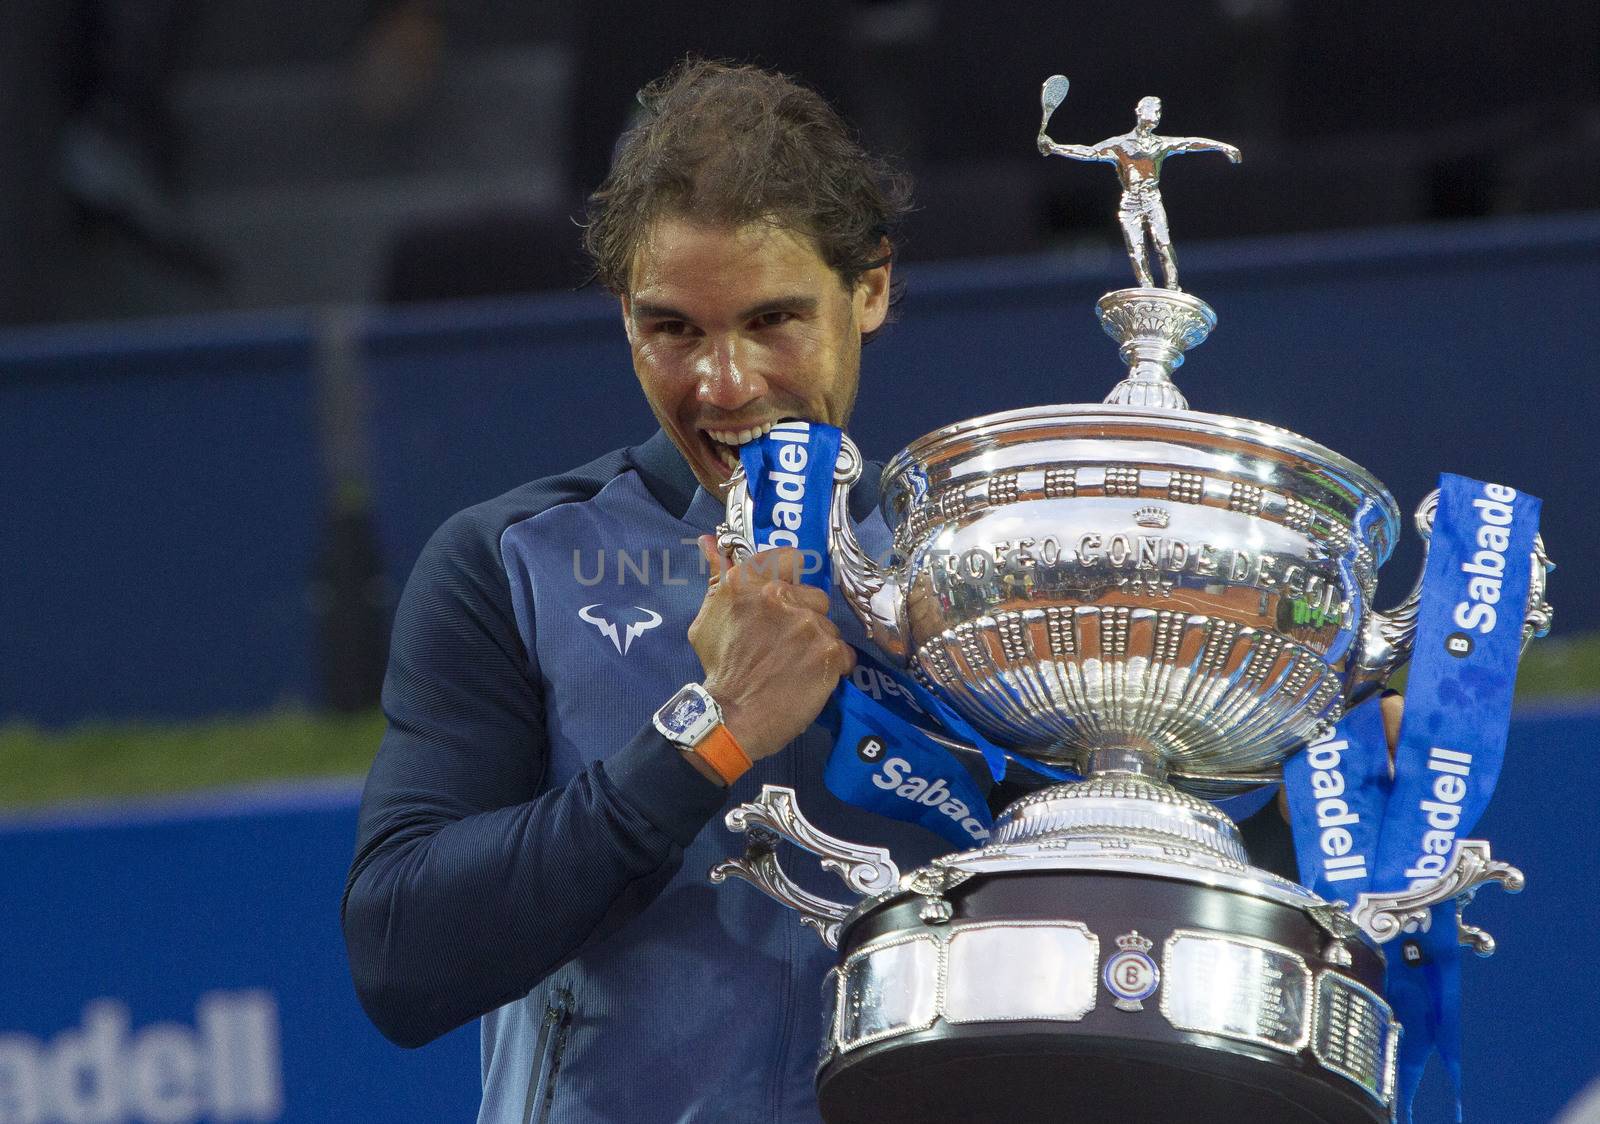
1038;76;1241;291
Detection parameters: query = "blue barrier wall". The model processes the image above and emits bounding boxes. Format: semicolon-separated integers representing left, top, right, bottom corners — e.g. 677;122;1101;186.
3;314;325;724
5;212;1596;725
0;780;480;1123
1;705;1596;1123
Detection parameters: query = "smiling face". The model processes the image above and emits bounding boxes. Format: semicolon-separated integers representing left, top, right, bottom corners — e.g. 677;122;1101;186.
621;215;892;495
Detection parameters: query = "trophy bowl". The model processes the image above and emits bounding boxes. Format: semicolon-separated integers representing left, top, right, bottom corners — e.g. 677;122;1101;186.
712;362;1545;1124
838;403;1402;785
704;401;1421;796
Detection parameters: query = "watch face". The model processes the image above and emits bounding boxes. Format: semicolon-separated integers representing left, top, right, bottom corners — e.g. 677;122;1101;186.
661;690;708;735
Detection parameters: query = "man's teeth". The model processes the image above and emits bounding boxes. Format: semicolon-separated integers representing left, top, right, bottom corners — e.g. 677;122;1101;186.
704;420;780;474
705;420;778;447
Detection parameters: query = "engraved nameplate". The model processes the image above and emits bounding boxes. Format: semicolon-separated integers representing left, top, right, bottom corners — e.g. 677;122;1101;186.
819;968;842;1066
1161;931;1311;1053
840;935;941;1049
944;922;1099;1024
1313;971;1396;1105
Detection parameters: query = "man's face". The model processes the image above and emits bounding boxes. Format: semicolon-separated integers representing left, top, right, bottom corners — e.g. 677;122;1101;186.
1137;97;1162;129
621;215;891;495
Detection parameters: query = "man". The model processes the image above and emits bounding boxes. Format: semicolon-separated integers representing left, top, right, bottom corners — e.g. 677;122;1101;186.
1038;95;1241;290
341;59;945;1124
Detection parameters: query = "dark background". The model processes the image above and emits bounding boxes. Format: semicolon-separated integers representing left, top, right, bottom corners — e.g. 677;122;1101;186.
1;0;1596;325
2;1;1595;727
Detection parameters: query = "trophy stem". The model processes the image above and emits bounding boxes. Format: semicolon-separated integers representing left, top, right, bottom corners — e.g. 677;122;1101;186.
990;764;1251;866
1080;745;1168;784
1095;288;1217;410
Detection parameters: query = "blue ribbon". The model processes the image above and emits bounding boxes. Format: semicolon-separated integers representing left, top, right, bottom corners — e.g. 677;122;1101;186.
1281;473;1540;1123
823;651;997;849
739;423;999;848
738;421;840;594
1377;474;1538;1120
1370;476;1537;894
1284;696;1394;902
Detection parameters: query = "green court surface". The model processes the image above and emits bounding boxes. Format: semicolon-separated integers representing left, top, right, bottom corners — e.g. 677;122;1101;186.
2;632;1595;811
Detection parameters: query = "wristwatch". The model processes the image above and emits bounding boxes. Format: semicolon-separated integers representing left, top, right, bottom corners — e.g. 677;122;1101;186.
652;682;751;786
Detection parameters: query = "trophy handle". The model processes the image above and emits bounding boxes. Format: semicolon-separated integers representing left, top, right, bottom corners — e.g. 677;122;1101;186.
709;785;901;950
1344;491;1435;703
715;464;758;565
1345;489;1554;703
829;434;910;663
1348;839;1524;957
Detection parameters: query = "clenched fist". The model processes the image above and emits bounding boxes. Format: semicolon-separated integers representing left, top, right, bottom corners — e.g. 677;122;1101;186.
688;536;855;762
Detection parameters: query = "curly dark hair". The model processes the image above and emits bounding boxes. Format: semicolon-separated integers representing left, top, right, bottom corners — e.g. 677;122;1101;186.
582;59;912;333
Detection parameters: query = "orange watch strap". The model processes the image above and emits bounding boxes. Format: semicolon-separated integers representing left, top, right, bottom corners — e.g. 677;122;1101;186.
694;724;752;786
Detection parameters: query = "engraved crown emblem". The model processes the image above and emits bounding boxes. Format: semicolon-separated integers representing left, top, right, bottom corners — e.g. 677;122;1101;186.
1132;506;1171;528
1115;931;1155;954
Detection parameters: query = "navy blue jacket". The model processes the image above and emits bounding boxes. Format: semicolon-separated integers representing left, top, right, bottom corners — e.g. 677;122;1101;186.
341;431;949;1124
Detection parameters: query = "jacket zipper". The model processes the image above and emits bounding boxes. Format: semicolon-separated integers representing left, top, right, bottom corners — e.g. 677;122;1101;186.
521;988;573;1124
767;746;800;1123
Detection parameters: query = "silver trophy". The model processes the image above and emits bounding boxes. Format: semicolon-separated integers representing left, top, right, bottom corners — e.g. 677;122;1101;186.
711;78;1554;1124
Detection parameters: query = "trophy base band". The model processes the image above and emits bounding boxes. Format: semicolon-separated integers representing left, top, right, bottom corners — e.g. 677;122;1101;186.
818;1029;1388;1124
814;869;1396;1124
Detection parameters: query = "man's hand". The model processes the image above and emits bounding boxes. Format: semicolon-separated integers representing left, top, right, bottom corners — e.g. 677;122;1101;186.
688;536;855;762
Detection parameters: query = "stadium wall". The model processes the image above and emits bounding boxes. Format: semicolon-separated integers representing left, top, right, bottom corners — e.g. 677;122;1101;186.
4;212;1596;725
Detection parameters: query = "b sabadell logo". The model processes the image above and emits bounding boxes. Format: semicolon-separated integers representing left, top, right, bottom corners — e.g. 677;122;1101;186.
0;990;282;1124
